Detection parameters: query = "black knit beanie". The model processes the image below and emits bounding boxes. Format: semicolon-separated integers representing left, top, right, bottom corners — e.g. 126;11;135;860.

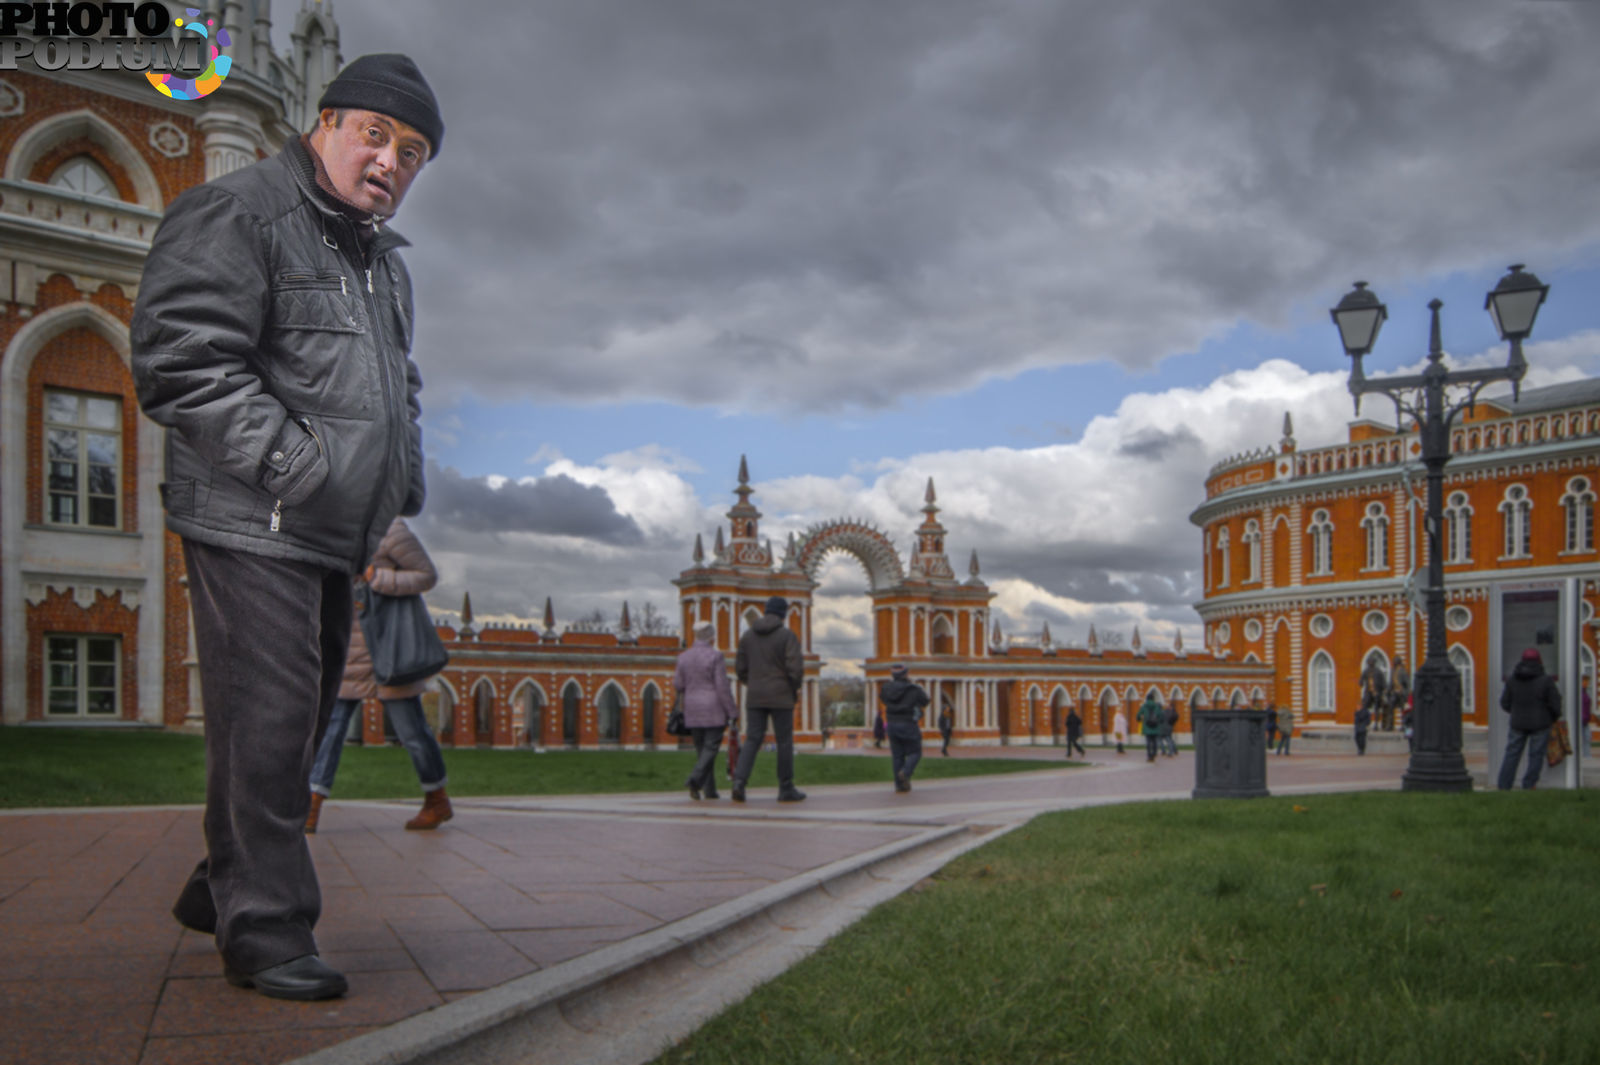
765;596;789;618
318;54;444;158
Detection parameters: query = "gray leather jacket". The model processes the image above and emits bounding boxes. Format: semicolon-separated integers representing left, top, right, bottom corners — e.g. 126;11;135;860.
131;142;424;573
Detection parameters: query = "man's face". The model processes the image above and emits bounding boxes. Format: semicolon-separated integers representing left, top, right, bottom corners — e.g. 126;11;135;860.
314;108;429;215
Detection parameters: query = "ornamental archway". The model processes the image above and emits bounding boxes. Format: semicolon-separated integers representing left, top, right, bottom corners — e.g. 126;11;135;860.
793;519;905;592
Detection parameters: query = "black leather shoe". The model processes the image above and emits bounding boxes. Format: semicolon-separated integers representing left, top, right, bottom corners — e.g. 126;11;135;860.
689;783;701;800
224;955;348;1001
894;771;910;793
777;788;807;803
731;782;746;803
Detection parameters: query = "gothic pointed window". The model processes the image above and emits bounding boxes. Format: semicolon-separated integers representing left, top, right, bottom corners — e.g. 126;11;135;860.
1444;491;1473;563
1361;502;1389;571
1561;476;1595;553
1309;651;1335;715
1449;646;1475;717
1500;484;1532;559
1308;510;1334;576
48;156;118;200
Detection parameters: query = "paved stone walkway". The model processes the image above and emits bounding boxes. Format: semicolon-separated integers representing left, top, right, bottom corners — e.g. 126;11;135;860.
0;746;1440;1065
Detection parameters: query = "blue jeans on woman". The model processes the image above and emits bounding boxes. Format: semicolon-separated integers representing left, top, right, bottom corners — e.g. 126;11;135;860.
310;696;447;796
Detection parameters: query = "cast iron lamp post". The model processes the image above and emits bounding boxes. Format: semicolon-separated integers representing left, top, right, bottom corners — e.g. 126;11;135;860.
1330;264;1549;791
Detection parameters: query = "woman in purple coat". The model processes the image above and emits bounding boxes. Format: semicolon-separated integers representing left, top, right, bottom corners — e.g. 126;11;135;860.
674;623;740;800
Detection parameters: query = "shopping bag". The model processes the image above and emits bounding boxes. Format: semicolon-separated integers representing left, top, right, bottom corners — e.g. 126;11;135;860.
1547;720;1572;766
354;583;449;687
666;708;691;737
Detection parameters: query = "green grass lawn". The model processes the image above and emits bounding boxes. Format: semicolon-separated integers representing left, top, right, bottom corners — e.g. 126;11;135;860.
0;727;1075;808
655;791;1600;1065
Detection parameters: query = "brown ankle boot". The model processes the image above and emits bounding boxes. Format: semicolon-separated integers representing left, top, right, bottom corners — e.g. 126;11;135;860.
405;788;453;831
304;793;324;834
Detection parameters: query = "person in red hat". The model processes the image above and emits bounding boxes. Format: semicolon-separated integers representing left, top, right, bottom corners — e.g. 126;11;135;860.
1497;648;1563;790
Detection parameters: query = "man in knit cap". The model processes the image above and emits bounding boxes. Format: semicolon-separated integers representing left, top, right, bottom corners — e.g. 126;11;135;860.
732;596;807;802
131;55;444;1001
880;665;931;792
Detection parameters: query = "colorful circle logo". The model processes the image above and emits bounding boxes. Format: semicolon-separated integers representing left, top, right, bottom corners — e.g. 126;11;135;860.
146;9;232;100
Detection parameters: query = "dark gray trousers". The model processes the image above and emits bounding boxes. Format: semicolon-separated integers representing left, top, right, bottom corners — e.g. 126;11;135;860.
688;725;726;791
733;707;795;791
172;538;352;973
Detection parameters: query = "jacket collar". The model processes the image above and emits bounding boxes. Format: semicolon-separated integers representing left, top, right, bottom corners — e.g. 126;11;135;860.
281;138;412;258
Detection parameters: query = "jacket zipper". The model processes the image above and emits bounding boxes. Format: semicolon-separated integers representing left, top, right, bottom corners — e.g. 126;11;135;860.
268;418;323;533
336;224;399;566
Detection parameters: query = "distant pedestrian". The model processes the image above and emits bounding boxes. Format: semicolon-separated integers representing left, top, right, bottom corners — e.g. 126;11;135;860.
1112;706;1129;754
1353;698;1371;755
1387;661;1411;732
1138;693;1164;763
1160;701;1180;757
873;711;886;749
938;702;954;756
674;623;739;801
1264;702;1279;748
732;597;807;803
1065;707;1086;758
1582;676;1592;758
307;519;450;835
1497;648;1562;791
880;665;931;792
1275;705;1294;756
1356;673;1385;755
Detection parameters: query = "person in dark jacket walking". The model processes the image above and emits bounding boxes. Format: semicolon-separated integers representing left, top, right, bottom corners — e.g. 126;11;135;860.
305;518;449;834
732;597;806;802
880;665;931;792
1497;648;1564;790
674;624;739;800
1138;693;1164;762
938;703;955;756
1065;707;1086;758
130;55;444;1002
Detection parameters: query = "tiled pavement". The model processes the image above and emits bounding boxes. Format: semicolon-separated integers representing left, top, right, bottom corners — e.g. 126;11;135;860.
0;745;1451;1065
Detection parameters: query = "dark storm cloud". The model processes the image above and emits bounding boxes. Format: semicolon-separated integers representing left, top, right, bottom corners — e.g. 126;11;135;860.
338;0;1600;413
417;462;643;544
1115;426;1203;462
984;541;1194;609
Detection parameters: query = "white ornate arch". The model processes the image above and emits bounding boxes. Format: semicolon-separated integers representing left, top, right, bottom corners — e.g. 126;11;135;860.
794;519;905;591
4;108;163;209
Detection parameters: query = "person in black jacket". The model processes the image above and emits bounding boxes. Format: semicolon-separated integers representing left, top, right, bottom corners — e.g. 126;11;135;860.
1497;647;1564;790
1065;707;1086;758
130;55;443;1002
732;597;807;803
880;665;931;792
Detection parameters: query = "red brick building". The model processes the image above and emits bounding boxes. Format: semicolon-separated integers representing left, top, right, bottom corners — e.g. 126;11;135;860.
1191;383;1600;737
1;1;343;728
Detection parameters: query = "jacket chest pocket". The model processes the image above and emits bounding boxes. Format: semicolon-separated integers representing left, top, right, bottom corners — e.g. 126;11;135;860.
265;271;377;417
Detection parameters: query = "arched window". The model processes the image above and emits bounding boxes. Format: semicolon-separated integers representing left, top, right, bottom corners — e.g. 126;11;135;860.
1309;651;1335;715
48;156;117;200
1449;646;1474;717
1308;510;1334;576
520;684;544;747
1361;502;1389;571
596;683;624;743
1444;491;1473;563
1216;526;1230;587
1500;485;1532;559
1242;519;1262;583
1561;476;1595;553
931;614;955;655
642;684;659;744
561;681;581;746
472;681;494;746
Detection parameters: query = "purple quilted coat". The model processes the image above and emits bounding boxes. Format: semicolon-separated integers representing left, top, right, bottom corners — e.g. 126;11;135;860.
673;635;739;728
